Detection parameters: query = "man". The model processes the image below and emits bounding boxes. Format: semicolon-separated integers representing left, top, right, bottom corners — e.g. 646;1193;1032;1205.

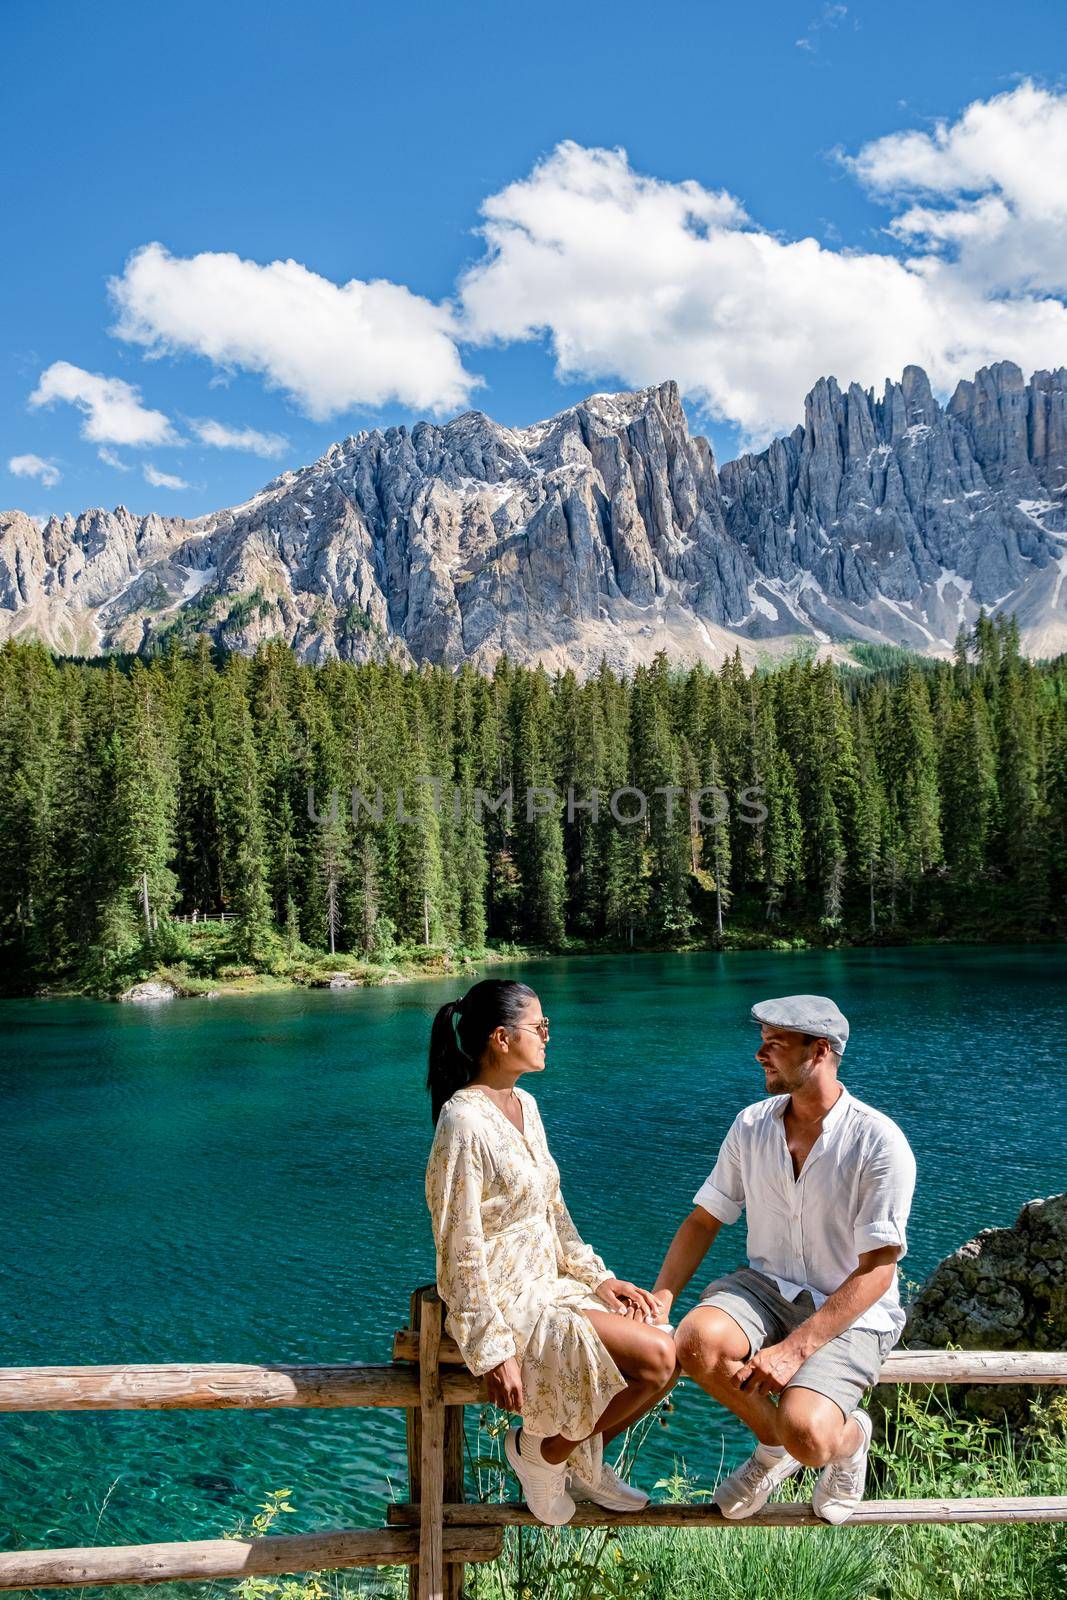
651;994;916;1523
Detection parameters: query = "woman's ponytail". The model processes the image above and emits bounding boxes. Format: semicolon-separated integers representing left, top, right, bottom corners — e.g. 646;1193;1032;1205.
426;979;537;1124
427;999;476;1125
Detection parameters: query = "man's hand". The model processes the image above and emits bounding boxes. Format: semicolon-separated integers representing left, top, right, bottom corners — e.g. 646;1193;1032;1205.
733;1339;805;1396
649;1289;674;1325
595;1278;660;1320
484;1356;523;1412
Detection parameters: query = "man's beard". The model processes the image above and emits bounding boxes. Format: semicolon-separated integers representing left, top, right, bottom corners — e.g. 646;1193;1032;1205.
764;1062;811;1093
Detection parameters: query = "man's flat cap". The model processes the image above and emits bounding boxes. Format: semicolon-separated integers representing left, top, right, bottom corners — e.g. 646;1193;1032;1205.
750;994;849;1055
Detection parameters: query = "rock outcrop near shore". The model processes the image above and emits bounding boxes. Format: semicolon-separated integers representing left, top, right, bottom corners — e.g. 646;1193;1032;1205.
906;1191;1067;1421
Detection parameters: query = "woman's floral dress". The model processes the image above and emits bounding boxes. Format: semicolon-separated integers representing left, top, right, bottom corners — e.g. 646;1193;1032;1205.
425;1084;627;1483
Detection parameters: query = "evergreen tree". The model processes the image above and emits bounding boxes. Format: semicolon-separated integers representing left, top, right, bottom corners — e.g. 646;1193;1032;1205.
882;665;942;910
853;701;886;933
368;673;447;948
940;681;997;882
509;667;566;947
630;655;694;939
173;636;223;914
214;656;274;964
0;642;62;982
117;661;180;939
450;666;489;950
995;653;1049;927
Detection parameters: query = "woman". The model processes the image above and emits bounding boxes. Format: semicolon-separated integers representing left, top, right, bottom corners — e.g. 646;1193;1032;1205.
425;978;677;1526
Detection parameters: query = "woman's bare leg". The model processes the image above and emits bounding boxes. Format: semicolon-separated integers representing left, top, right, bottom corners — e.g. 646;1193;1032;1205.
538;1312;677;1466
602;1367;677;1448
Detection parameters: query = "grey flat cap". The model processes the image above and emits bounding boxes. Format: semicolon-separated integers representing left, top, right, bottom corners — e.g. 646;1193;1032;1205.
750;994;849;1055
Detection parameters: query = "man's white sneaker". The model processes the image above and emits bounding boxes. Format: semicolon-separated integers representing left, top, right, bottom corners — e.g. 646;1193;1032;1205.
712;1442;802;1519
812;1408;872;1524
504;1426;576;1526
568;1458;649;1512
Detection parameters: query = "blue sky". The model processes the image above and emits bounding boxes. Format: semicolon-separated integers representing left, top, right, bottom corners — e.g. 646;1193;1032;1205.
4;0;1066;520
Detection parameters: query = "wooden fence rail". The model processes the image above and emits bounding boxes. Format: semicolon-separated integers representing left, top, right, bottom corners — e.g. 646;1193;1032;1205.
0;1287;1064;1600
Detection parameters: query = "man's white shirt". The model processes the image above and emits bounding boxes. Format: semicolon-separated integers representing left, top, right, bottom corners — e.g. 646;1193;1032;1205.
693;1086;916;1338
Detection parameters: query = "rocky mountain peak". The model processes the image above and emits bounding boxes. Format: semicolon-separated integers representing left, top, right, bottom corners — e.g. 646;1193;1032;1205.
2;365;1064;671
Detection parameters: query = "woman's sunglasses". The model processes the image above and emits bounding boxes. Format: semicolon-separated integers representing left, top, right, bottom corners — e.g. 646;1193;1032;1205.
512;1019;550;1040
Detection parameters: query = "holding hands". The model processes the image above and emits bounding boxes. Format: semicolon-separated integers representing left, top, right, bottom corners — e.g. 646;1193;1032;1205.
595;1277;663;1321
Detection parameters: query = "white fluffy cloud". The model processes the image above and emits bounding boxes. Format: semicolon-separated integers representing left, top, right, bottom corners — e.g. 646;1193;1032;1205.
29;361;177;447
845;80;1067;296
459;113;1067;445
38;85;1067;458
97;446;131;471
143;463;189;490
9;453;61;487
109;243;476;420
189;418;288;457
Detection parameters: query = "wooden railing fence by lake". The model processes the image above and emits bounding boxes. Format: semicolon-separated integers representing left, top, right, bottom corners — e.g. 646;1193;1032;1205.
0;1287;1065;1600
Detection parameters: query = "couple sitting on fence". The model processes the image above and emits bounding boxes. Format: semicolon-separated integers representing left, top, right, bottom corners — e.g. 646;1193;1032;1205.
424;979;916;1528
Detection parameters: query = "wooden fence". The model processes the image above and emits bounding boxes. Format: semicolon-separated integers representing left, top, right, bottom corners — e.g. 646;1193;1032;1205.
0;1286;1064;1600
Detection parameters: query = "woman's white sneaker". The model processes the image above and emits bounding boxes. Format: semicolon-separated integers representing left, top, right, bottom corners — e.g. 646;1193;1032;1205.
712;1442;802;1519
568;1459;649;1511
812;1408;872;1524
505;1426;576;1526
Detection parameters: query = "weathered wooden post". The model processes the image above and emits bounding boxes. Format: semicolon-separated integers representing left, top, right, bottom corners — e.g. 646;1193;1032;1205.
441;1340;466;1600
418;1289;444;1600
405;1289;426;1600
407;1288;468;1600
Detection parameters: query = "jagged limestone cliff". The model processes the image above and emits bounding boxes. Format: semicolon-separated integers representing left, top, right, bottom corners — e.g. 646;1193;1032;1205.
3;365;1065;671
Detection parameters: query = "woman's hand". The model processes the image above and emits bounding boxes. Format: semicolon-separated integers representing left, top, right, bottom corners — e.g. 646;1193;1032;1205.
595;1278;661;1320
484;1355;524;1412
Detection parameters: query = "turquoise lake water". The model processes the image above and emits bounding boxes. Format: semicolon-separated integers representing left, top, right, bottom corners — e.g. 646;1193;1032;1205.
2;945;1065;1556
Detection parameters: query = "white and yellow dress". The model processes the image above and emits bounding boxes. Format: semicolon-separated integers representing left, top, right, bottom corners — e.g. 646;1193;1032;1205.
425;1084;628;1483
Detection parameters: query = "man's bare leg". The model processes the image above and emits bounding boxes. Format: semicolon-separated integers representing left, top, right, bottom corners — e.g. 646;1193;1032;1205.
673;1306;782;1447
777;1387;861;1466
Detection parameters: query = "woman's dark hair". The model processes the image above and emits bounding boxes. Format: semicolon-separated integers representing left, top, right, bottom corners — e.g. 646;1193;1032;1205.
427;979;537;1124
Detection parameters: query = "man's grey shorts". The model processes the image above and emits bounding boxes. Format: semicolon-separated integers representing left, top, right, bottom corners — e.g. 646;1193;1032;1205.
697;1266;896;1421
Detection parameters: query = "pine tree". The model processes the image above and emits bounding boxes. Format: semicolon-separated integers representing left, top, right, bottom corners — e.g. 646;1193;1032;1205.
630;654;694;940
173;636;223;915
881;665;942;911
214;656;275;964
995;652;1049;927
940;681;997;883
853;701;886;933
399;677;450;946
509;667;566;947
284;893;301;956
112;662;180;944
450;666;489;950
697;738;732;940
0;641;63;983
250;640;302;924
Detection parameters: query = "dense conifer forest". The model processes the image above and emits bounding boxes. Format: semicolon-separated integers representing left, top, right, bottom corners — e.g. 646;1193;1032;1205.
1;614;1064;996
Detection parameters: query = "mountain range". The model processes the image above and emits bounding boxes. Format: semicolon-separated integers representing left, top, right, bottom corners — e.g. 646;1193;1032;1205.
2;360;1065;673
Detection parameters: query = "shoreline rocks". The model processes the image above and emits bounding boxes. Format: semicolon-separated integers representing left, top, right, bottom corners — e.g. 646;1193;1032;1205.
118;980;178;1003
905;1191;1067;1422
